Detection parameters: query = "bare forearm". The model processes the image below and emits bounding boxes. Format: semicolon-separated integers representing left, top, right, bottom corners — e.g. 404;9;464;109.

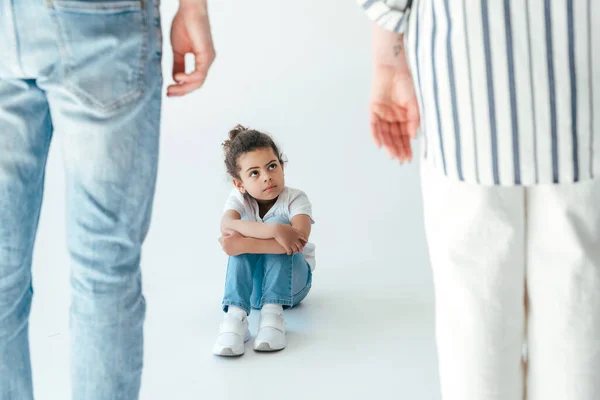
179;0;207;13
222;219;278;240
240;238;287;255
372;25;410;74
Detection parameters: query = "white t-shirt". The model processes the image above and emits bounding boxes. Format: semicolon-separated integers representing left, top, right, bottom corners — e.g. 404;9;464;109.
223;186;316;271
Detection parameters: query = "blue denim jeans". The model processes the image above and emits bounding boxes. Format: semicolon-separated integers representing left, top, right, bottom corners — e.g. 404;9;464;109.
222;252;312;315
0;0;162;399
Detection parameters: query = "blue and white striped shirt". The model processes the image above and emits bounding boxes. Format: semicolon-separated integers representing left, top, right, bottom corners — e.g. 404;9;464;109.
359;0;599;186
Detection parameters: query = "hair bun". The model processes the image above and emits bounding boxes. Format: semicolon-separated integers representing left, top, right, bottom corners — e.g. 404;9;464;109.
228;124;247;141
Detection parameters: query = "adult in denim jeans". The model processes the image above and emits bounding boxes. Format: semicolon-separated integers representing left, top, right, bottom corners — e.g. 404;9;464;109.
0;0;214;398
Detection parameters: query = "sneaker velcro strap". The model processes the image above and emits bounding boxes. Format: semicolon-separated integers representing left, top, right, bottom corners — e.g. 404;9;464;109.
220;316;247;336
258;312;285;332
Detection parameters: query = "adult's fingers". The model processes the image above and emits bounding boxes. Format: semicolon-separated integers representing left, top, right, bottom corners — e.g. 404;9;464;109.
172;51;186;82
173;69;207;85
167;79;205;97
390;122;406;163
370;116;383;148
408;120;420;140
401;135;413;162
380;121;397;159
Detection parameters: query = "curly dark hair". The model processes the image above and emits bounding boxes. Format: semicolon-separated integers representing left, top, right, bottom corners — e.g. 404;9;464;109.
223;124;284;179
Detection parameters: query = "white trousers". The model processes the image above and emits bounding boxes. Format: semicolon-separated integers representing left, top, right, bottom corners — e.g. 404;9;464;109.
421;162;600;400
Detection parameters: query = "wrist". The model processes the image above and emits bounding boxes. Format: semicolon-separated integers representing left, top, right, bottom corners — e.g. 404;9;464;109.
373;63;414;89
372;25;409;71
374;50;410;76
271;224;282;238
236;238;249;255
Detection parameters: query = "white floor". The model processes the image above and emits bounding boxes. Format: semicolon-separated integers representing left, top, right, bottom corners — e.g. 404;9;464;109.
30;270;441;400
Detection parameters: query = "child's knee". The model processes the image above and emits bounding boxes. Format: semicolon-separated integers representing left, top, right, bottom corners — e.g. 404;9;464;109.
263;253;305;266
226;254;256;272
262;253;287;262
262;253;291;267
229;253;253;263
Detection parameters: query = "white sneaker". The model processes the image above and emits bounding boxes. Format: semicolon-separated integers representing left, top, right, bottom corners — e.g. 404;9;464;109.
254;310;286;352
213;313;251;356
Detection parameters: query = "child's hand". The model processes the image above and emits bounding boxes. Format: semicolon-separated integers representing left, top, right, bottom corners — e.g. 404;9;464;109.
273;225;307;256
219;230;244;256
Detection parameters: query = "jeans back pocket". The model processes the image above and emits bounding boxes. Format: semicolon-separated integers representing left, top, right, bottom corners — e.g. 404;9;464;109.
48;0;147;113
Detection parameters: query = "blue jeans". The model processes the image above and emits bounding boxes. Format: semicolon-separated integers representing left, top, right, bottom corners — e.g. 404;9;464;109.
222;253;312;315
0;0;162;399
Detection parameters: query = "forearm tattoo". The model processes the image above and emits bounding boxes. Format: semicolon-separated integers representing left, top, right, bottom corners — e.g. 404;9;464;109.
393;36;403;57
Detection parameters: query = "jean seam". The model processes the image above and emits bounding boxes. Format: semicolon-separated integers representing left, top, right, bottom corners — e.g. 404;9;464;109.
290;258;311;307
153;0;162;58
137;0;148;104
291;284;311;305
222;256;232;298
288;253;293;303
261;298;293;307
52;1;143;13
222;255;255;314
6;0;25;75
259;254;266;297
12;102;54;342
259;254;294;307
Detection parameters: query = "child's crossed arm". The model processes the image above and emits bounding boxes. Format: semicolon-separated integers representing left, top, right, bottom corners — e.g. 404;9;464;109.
219;210;311;256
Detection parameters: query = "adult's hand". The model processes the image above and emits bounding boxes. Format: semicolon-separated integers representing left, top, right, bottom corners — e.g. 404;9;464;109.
370;25;419;163
168;0;216;97
370;64;419;163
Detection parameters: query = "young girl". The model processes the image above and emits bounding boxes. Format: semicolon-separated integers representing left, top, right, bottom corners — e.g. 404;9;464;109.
213;125;315;356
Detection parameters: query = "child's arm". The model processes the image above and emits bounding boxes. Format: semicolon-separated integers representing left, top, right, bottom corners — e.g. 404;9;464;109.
239;238;288;255
219;233;299;256
221;210;277;239
291;214;312;240
221;210;306;254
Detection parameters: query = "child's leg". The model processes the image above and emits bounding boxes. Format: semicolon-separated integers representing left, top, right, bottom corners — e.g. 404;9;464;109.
250;263;265;310
260;253;311;309
291;256;312;307
421;162;526;400
221;254;261;315
253;253;311;352
526;179;600;400
214;254;260;356
250;258;311;309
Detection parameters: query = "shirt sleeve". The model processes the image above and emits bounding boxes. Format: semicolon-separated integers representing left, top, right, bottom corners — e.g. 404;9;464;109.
288;189;315;224
357;0;412;34
223;190;245;218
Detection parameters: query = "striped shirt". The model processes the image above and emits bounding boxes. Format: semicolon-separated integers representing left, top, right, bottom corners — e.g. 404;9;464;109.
359;0;599;186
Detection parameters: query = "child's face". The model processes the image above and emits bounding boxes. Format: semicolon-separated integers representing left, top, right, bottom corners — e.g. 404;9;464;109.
233;147;285;202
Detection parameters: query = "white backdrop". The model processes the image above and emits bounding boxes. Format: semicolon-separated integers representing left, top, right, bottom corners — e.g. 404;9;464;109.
29;1;440;398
